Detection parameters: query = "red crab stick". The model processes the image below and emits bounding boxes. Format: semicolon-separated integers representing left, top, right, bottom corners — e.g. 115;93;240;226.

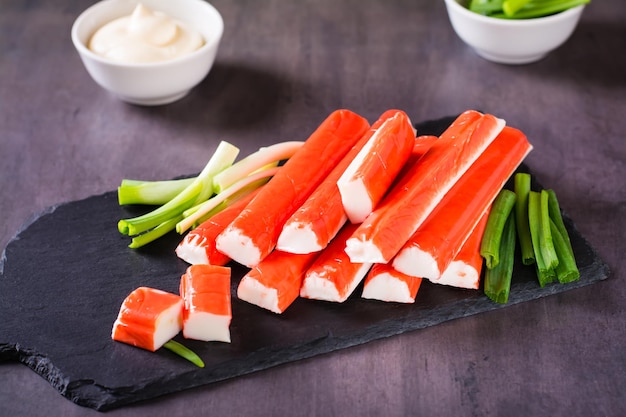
345;110;505;263
111;287;183;352
361;263;423;304
337;110;416;224
434;211;489;289
179;264;232;342
217;109;370;267
361;212;489;301
300;223;372;302
237;250;320;314
276;109;400;254
393;126;533;280
176;189;260;265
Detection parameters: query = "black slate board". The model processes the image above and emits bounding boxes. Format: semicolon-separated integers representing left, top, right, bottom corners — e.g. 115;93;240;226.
0;116;611;411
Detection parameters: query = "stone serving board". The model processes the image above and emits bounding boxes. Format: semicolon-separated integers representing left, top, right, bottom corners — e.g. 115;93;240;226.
0;116;611;411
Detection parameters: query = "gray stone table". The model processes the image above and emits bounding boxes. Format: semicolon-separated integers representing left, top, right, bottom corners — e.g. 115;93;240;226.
1;0;625;416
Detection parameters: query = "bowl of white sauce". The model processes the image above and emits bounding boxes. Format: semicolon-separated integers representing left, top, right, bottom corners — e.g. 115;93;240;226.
72;0;223;105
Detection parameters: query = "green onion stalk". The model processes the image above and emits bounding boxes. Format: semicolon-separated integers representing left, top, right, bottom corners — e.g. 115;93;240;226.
480;189;517;269
468;0;590;19
484;210;517;304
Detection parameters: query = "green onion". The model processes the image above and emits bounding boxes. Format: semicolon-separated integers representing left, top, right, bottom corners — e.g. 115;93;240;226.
538;190;559;270
118;178;196;206
546;189;573;254
176;167;280;234
192;178;269;227
163;340;205;368
503;0;531;16
118;141;239;242
484;211;517;304
468;0;590;19
212;141;303;193
128;216;182;249
550;219;580;283
496;0;590;19
480;189;517;269
514;173;535;265
468;0;505;15
528;191;555;286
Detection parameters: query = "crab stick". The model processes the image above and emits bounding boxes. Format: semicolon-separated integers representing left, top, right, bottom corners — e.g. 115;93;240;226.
434;211;489;289
337;110;416;224
361;263;423;303
300;223;372;302
179;264;232;342
345;110;505;263
237;250;319;314
361;212;489;301
393;126;533;279
111;287;183;352
216;109;370;267
176;189;260;265
276;109;401;254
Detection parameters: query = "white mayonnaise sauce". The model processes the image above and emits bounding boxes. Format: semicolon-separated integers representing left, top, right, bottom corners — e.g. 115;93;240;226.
88;4;204;64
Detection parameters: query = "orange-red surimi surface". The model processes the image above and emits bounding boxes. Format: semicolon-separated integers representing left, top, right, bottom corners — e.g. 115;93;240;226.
361;263;423;303
179;264;232;342
345;110;505;264
276;109;402;254
237;250;320;314
216;109;370;267
435;210;490;289
337;110;417;224
111;287;183;352
392;126;533;280
300;222;371;303
176;189;260;265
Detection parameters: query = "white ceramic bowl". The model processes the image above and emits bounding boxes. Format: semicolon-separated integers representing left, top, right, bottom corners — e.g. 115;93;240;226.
443;0;585;64
71;0;223;105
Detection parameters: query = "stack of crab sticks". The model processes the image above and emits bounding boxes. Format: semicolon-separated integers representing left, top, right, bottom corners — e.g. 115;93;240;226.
171;108;532;313
114;108;533;349
111;108;536;364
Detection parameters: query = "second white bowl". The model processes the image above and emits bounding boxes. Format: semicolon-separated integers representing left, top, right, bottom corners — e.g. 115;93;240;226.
443;0;585;64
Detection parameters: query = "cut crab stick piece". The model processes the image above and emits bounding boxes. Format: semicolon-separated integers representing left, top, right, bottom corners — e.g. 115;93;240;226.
111;287;183;352
337;110;417;224
345;110;505;263
434;210;490;289
217;109;370;267
276;109;400;254
361;263;423;303
300;223;372;302
393;126;533;279
237;250;319;313
179;264;232;342
176;188;261;265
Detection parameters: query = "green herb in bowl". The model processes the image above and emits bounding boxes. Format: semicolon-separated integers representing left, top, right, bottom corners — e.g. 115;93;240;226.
467;0;590;19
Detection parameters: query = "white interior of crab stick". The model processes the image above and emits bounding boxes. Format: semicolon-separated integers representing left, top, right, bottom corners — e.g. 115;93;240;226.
183;312;231;343
336;130;382;224
237;276;281;314
276;221;323;254
361;273;415;303
152;302;184;350
434;260;480;290
344;238;386;264
392;247;440;280
300;262;372;302
215;228;262;267
176;235;210;265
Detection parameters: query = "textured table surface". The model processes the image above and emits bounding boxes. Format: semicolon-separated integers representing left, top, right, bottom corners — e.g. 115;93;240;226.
1;0;625;416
